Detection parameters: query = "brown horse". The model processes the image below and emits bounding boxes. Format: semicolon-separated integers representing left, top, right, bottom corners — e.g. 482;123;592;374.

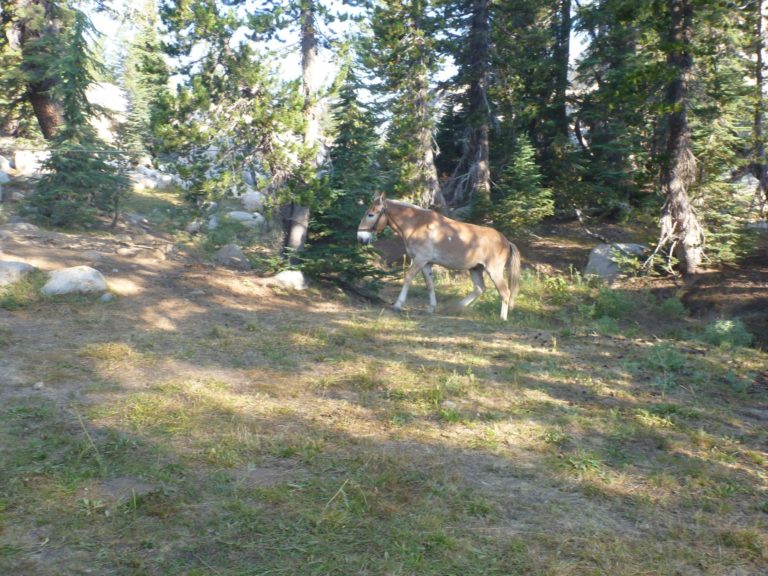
357;192;521;320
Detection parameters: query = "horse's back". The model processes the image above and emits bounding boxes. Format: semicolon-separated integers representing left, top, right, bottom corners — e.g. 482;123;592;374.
423;214;510;270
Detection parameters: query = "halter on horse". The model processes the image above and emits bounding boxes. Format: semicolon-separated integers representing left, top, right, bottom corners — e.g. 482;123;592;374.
358;192;521;320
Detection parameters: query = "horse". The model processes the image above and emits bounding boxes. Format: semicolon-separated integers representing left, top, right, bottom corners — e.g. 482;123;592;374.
357;192;521;320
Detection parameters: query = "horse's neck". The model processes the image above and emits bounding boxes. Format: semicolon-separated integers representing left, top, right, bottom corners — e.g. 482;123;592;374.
386;200;433;237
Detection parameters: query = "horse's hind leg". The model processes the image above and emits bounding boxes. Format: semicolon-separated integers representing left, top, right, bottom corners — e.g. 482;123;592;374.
421;264;437;313
457;265;485;310
394;259;426;312
487;264;512;321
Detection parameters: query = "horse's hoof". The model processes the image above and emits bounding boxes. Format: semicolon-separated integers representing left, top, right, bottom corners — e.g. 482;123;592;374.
426;306;435;314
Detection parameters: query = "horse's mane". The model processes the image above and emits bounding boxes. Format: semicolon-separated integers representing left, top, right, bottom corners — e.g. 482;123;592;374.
387;199;427;211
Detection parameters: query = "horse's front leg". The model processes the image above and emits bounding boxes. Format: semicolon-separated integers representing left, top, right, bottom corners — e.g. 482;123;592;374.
421;264;436;313
393;259;427;313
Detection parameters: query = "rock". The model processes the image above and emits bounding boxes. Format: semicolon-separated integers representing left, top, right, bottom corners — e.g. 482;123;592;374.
116;246;141;257
207;215;219;230
86;82;128;144
186;220;203;234
584;243;647;281
100;293;115;302
241;188;265;212
0;155;11;171
0;170;10;183
734;173;760;195
41;266;108;296
0;222;40;234
273;270;308;290
224;211;265;228
81;250;104;263
123;212;149;226
13;149;46;175
746;220;768;230
0;261;37;287
213;244;251;270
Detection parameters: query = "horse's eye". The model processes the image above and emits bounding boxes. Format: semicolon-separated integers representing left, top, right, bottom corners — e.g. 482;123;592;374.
368;213;374;218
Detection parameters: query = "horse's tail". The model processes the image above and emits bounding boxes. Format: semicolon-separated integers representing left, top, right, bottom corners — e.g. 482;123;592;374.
507;241;521;310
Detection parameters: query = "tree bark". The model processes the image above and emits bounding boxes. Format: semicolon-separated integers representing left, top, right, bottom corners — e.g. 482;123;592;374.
444;0;491;212
414;70;443;208
553;0;571;140
657;0;704;274
11;0;64;140
753;0;768;216
284;0;318;254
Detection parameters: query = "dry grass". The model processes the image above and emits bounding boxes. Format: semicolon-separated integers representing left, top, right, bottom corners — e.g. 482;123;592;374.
1;239;766;575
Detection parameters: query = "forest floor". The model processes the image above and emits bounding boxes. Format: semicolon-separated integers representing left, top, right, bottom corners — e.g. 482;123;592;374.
0;191;766;575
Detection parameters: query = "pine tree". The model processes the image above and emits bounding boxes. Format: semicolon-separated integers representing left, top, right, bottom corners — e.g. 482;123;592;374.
438;0;492;216
300;65;384;287
121;0;170;158
28;9;129;227
3;0;65;139
491;134;554;237
365;0;443;207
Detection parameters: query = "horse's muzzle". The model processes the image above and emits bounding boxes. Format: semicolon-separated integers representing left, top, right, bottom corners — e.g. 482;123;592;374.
357;231;373;244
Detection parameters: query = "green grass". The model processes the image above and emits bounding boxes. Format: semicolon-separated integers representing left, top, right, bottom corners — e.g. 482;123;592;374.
0;270;48;310
0;264;766;575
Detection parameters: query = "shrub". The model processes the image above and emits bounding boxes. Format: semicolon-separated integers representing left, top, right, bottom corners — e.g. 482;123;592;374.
592;287;635;320
701;319;753;348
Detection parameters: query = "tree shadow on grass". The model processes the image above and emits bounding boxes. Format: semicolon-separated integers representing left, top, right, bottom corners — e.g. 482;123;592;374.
1;263;766;575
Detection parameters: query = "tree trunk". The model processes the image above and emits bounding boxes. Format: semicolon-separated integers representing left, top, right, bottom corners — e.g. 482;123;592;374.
11;0;64;140
414;70;443;208
445;0;491;212
284;0;318;254
754;0;768;216
553;0;571;140
658;0;704;274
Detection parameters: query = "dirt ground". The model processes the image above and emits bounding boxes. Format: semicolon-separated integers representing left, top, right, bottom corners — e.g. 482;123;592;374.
2;213;766;354
377;219;768;348
1;213;767;575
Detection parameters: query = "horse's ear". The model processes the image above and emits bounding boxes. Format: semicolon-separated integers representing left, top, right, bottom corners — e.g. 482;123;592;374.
375;191;386;205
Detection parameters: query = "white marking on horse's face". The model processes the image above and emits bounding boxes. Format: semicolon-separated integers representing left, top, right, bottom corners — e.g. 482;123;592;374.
357;231;373;244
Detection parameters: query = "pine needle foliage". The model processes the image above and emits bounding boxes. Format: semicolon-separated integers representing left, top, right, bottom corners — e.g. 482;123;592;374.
300;66;385;289
27;10;129;227
489;134;554;237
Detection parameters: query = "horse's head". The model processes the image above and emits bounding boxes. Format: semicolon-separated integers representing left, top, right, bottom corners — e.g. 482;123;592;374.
357;192;388;244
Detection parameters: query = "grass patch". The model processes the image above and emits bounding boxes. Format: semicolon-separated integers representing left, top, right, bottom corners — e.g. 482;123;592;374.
2;250;766;576
0;270;47;310
700;318;754;348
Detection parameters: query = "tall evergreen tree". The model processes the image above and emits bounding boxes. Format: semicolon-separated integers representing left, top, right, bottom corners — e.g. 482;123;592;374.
301;64;383;286
121;0;170;158
655;0;704;274
3;0;65;139
28;9;129;226
365;0;443;207
751;0;768;215
439;0;492;216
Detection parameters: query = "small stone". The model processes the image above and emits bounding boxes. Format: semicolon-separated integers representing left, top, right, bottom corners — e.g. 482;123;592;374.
214;244;251;270
116;247;140;257
33;382;45;390
100;293;115;302
273;270;308;290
